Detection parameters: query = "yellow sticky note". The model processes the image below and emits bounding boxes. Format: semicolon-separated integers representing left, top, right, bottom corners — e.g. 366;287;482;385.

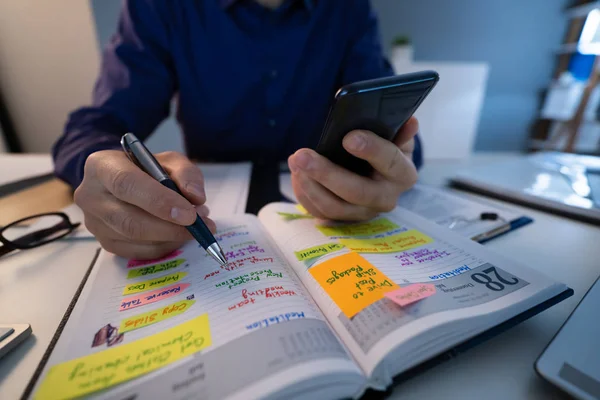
123;272;187;295
119;299;195;333
340;230;433;253
126;259;185;279
294;243;345;261
277;212;314;221
35;314;212;400
295;204;309;214
309;252;399;318
317;218;399;237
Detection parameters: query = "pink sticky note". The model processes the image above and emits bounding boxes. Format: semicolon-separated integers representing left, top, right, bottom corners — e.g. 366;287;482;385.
384;283;436;307
127;250;183;268
119;283;190;311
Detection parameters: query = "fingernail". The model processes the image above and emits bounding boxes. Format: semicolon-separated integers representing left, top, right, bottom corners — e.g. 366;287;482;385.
347;132;366;151
294;151;312;171
187;183;205;200
171;207;193;224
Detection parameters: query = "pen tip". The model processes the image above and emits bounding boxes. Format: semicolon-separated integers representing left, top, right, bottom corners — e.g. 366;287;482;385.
207;243;228;266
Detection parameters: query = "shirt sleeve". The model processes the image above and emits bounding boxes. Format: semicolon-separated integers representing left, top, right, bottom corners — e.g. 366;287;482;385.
53;0;176;188
339;0;423;170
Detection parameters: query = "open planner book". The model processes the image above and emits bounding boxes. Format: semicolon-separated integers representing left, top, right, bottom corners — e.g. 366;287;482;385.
26;203;572;400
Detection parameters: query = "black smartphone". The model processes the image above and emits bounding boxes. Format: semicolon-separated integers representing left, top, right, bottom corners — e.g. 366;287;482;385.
315;70;439;176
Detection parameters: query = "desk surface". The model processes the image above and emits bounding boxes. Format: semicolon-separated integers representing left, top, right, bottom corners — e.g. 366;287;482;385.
388;155;600;400
1;153;599;400
0;178;73;226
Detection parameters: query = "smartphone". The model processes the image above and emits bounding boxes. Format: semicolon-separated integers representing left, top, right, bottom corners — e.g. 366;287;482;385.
316;70;439;176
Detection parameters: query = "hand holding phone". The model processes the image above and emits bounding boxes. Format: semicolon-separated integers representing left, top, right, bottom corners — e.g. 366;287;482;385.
316;70;438;176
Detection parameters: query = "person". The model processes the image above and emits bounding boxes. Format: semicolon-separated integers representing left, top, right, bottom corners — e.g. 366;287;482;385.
53;0;422;259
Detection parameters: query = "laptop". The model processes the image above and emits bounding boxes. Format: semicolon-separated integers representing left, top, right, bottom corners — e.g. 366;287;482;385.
535;275;600;400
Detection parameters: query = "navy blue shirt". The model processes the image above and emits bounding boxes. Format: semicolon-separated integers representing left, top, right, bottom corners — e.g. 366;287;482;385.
53;0;422;188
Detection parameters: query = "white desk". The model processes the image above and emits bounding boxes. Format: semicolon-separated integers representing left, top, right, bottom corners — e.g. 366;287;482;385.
1;154;599;399
0;240;99;399
389;154;600;400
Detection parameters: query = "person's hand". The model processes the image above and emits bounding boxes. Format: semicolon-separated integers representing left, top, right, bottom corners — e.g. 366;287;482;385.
74;150;215;259
288;116;419;221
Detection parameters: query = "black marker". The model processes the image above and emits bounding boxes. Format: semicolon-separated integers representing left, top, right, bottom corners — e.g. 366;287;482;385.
120;133;227;266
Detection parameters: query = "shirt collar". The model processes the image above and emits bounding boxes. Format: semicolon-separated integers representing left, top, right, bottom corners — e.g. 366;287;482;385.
219;0;315;12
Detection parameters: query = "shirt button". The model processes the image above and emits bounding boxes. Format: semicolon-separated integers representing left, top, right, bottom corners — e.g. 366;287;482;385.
268;119;277;127
270;69;278;78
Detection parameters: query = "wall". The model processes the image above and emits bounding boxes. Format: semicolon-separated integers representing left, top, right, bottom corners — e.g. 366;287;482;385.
371;0;570;151
0;0;101;152
90;0;569;153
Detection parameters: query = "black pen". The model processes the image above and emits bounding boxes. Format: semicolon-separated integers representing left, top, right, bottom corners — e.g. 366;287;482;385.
120;133;227;266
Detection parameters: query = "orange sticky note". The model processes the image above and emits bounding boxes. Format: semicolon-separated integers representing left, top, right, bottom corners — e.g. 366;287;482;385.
309;252;399;318
384;283;436;307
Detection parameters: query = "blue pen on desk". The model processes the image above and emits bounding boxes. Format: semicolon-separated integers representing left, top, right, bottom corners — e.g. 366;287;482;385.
120;133;227;266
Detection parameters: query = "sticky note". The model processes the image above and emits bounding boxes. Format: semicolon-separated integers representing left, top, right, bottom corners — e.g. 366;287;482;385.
126;259;185;279
119;299;195;333
317;218;399;237
294;243;345;261
123;272;187;295
340;230;433;253
35;314;212;400
277;212;314;221
120;283;191;311
309;252;399;318
384;284;436;306
295;204;309;214
127;249;183;268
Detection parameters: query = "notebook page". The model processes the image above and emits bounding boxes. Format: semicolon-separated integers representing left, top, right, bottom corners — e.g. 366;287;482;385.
198;162;251;216
258;203;564;382
31;215;364;400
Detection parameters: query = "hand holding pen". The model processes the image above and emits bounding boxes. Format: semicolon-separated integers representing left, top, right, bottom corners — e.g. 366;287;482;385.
73;136;224;263
121;133;227;265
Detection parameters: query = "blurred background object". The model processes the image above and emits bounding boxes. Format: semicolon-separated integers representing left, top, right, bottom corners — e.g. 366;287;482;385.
532;0;600;156
0;0;100;153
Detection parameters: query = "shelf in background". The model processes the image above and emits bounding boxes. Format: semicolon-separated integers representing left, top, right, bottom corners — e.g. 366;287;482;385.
567;1;599;19
557;43;579;54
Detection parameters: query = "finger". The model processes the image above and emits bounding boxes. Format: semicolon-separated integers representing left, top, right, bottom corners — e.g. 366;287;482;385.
342;130;417;184
393;116;419;150
292;170;378;221
99;237;185;260
157;151;206;205
84;191;216;242
84;213;137;243
288;149;397;212
291;174;328;219
196;204;210;217
89;151;197;226
84;213;186;248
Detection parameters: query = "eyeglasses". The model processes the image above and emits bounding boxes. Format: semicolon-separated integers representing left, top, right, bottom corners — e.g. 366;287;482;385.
0;212;80;258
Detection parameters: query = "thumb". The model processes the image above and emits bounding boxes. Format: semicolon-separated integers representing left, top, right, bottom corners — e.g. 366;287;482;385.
394;117;419;149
